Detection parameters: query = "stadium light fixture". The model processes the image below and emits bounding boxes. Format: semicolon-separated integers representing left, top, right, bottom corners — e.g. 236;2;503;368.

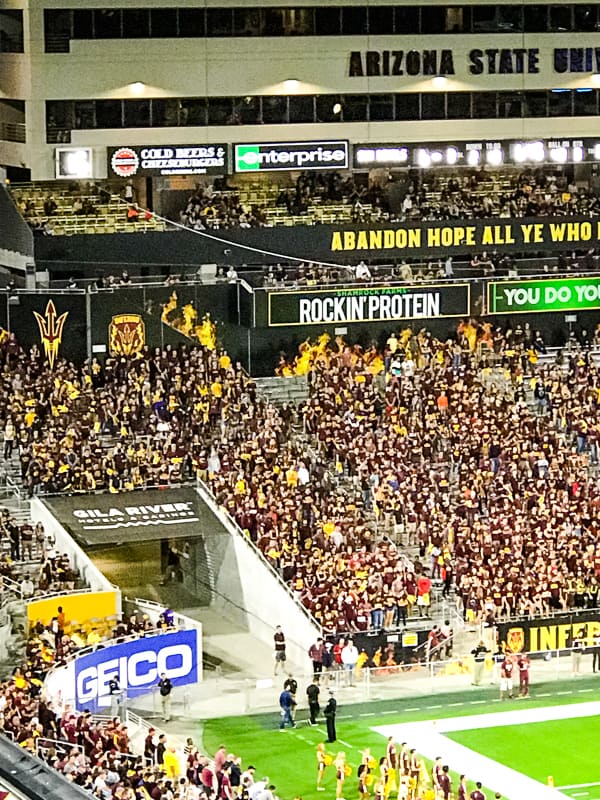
432;76;447;89
416;148;431;168
524;141;544;162
129;81;145;95
486;147;503;166
572;145;584;162
549;146;568;164
466;149;480;166
445;147;459;165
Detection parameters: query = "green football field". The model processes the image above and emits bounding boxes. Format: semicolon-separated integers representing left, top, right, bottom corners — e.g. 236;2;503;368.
201;679;600;800
447;717;600;798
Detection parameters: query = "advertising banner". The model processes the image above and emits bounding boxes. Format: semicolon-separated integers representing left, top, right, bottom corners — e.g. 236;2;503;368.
329;217;600;256
74;628;200;712
34;216;600;269
107;144;228;177
268;283;470;326
497;610;600;656
234;140;349;172
488;275;600;314
43;488;204;546
27;590;118;630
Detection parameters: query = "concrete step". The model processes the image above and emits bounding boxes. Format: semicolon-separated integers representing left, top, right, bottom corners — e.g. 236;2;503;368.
254;375;309;405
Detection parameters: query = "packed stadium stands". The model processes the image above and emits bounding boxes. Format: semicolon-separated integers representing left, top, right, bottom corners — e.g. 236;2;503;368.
0;312;598;638
9;165;600;239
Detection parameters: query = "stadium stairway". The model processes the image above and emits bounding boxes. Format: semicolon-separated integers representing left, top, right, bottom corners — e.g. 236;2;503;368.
253;375;310;405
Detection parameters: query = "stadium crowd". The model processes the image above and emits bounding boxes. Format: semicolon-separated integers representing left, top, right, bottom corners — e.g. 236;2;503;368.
168;167;600;233
0;313;599;637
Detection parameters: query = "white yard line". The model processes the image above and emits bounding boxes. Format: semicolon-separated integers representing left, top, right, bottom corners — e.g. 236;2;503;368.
558;783;600;791
372;701;600;800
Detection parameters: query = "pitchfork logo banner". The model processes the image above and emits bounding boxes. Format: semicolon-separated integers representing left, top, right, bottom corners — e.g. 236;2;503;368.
34;300;68;368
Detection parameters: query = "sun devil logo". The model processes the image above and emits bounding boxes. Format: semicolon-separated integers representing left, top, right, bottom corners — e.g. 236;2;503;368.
109;313;145;356
34;300;68;369
505;627;525;654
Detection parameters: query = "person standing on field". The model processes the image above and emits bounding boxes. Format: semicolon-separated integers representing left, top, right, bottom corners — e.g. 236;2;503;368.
572;629;585;675
471;641;489;686
274;625;288;675
517;653;530;697
324;690;337;742
309;637;325;680
470;782;485;800
592;631;600;673
306;677;320;726
499;655;515;700
158;672;173;722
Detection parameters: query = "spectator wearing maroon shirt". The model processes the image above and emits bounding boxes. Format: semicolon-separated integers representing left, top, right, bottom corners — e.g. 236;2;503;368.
439;766;452;800
308;638;325;679
470;782;485;800
517;653;530;697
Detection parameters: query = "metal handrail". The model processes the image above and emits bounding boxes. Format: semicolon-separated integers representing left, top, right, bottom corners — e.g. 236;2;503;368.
35;737;84;757
489;605;600;625
252;266;600;294
1;575;24;599
43;625;177;683
0;122;26;144
195;478;322;636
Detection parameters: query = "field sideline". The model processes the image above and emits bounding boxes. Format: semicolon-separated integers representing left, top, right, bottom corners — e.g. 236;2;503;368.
202;679;600;800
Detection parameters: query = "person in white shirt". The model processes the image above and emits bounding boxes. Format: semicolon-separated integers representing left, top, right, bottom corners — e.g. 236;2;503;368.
399;261;413;281
401;357;415;379
341;639;359;686
297;462;310;485
355;261;371;281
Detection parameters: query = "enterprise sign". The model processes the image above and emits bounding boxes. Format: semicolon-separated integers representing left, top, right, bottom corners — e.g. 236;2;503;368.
234;141;349;172
108;144;227;177
268;284;470;326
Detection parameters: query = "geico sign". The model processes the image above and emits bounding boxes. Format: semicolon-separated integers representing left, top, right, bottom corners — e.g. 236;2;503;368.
76;644;193;701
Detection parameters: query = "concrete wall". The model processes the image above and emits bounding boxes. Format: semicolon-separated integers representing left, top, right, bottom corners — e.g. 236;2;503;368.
31;497;120;603
195;483;321;671
2;0;600;176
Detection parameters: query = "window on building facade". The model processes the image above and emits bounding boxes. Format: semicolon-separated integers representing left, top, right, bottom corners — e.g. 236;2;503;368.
150;9;178;37
573;88;598;116
447;92;471;119
369;94;395;121
40;4;600;48
0;9;24;52
262;96;287;123
368;7;394;35
288;95;314;123
45;88;600;140
178;9;205;36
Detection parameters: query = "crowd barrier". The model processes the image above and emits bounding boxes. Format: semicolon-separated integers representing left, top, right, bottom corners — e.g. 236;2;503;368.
213;645;600;717
0;270;599;372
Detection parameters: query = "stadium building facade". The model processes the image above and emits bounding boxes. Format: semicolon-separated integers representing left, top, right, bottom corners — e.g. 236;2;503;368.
2;0;600;180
